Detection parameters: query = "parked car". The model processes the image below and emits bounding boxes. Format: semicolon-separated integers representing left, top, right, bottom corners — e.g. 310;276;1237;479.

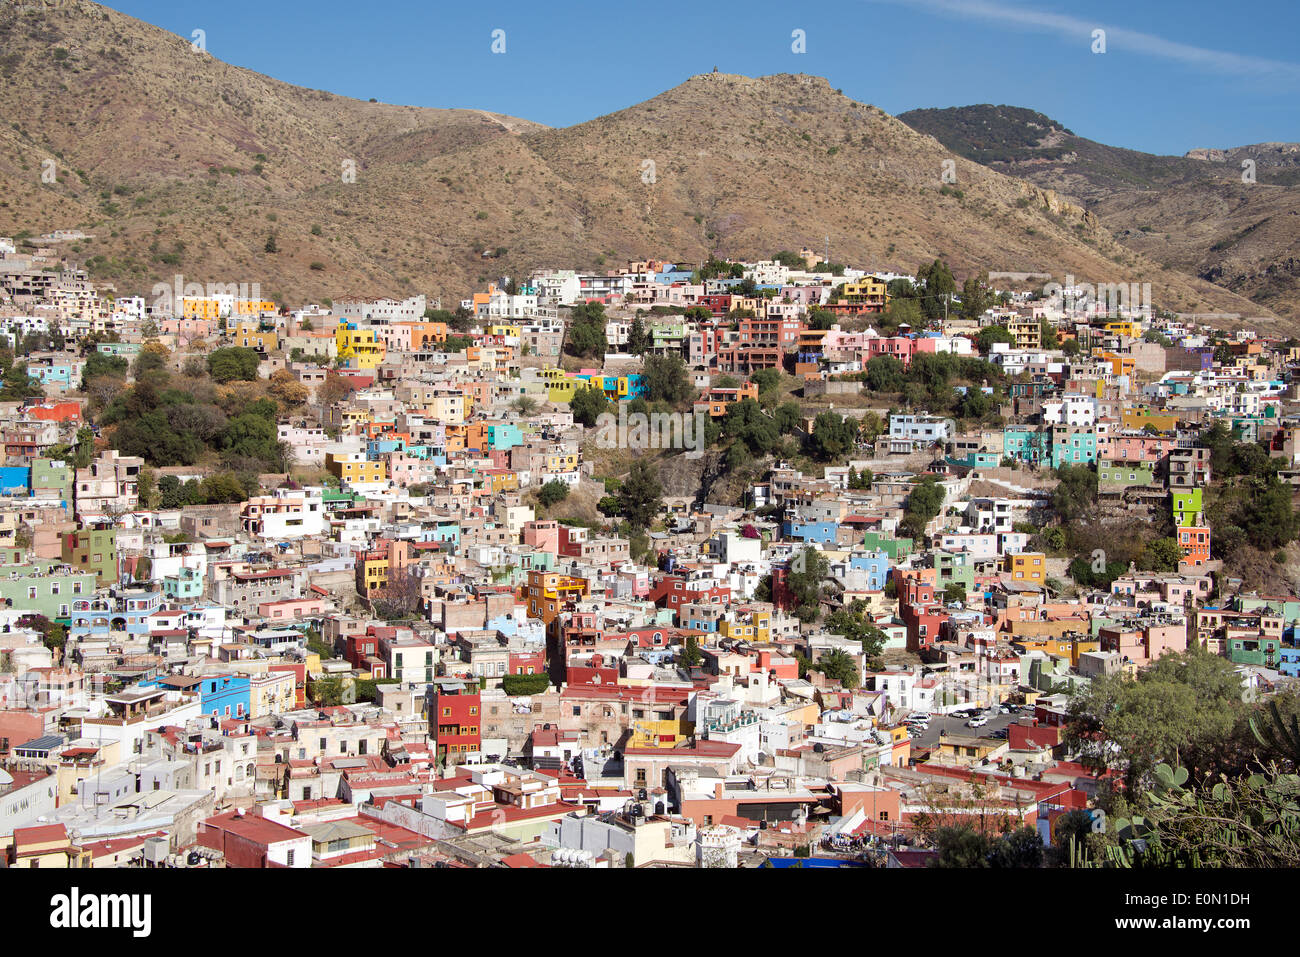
967;716;988;728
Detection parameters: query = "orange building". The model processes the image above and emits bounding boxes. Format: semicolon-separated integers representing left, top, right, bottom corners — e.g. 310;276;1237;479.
524;570;589;625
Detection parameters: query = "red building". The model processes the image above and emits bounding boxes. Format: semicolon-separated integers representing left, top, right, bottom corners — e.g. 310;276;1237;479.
25;401;82;424
508;650;545;676
429;678;481;764
648;573;730;617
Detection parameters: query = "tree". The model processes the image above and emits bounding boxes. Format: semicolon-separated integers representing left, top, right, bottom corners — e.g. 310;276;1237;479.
930;826;992;868
1052;463;1097;525
617;460;662;530
988;827;1045;868
900;476;946;541
916;259;956;320
370;566;423;619
808;411;858;461
825;599;887;659
975;324;1015;354
269;369;309;407
565;302;608;358
1040;320;1060;349
1065;647;1245;790
569;384;610;427
679;635;703;667
265;233;278;254
813;648;860;689
1138;537;1182;572
0;361;43;401
960;274;991;320
865;355;906;392
537;480;570;507
318;371;352;406
643;353;692;406
206;347;260;383
627;313;649;356
787;547;829;621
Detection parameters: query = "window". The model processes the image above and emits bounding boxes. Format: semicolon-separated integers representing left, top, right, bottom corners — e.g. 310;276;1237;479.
286;849;295;865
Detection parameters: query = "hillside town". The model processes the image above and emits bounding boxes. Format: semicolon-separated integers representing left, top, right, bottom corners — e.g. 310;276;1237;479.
1;235;1297;871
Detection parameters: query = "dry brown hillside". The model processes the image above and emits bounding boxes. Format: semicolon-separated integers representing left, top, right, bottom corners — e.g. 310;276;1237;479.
0;1;1284;329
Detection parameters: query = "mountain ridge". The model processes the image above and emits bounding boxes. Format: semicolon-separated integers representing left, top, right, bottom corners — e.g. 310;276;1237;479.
0;2;1284;329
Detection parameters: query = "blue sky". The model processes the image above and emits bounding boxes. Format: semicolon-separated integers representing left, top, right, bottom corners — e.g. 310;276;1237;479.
106;0;1299;156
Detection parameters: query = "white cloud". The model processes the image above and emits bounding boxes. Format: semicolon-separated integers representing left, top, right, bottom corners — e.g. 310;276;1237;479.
870;0;1300;82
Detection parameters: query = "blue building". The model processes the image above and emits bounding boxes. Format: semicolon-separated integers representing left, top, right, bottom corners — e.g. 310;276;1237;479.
782;521;839;544
848;549;891;591
198;674;251;719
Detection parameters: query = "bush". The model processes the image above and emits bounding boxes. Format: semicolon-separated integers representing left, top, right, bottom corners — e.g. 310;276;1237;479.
501;673;551;696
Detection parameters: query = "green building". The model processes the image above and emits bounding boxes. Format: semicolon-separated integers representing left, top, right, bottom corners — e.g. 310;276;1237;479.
61;527;118;586
30;457;73;504
0;559;98;620
1098;459;1154;487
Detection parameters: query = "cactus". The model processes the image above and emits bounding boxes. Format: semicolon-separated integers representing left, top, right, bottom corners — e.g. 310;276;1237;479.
1251;699;1300;765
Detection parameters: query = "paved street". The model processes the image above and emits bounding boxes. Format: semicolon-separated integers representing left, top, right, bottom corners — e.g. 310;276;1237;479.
906;710;1022;749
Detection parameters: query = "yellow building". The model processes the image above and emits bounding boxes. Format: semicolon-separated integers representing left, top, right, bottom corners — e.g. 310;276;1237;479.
325;452;387;485
1010;635;1100;667
335;323;387;370
1120;408;1179;433
8;823;90;868
1007;318;1041;350
430;390;466;425
180;297;276;319
248;671;297;718
543;370;581;404
839;276;889;307
232;322;279;352
1005;552;1046;585
626;718;693;748
1104;321;1142;338
487;471;520;493
1100;352;1136;377
546;452;578;473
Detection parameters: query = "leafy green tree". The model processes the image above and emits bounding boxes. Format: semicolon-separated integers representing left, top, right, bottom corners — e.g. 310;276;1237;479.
989;827;1045;868
975;324;1015;354
916;259;956;320
825;599;887;659
1138;537;1182;572
207;347;260;383
814;647;860;689
865;355;906;392
679;635;703;667
537;480;570;507
1065;647;1245;790
627;313;649;356
643;353;692;406
807;411;858;461
788;547;829;621
960;274;991;320
0;361;43;400
569;385;610;427
617;460;662;530
1052;464;1098;525
930;826;992;868
565;302;608;358
900;476;946;541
